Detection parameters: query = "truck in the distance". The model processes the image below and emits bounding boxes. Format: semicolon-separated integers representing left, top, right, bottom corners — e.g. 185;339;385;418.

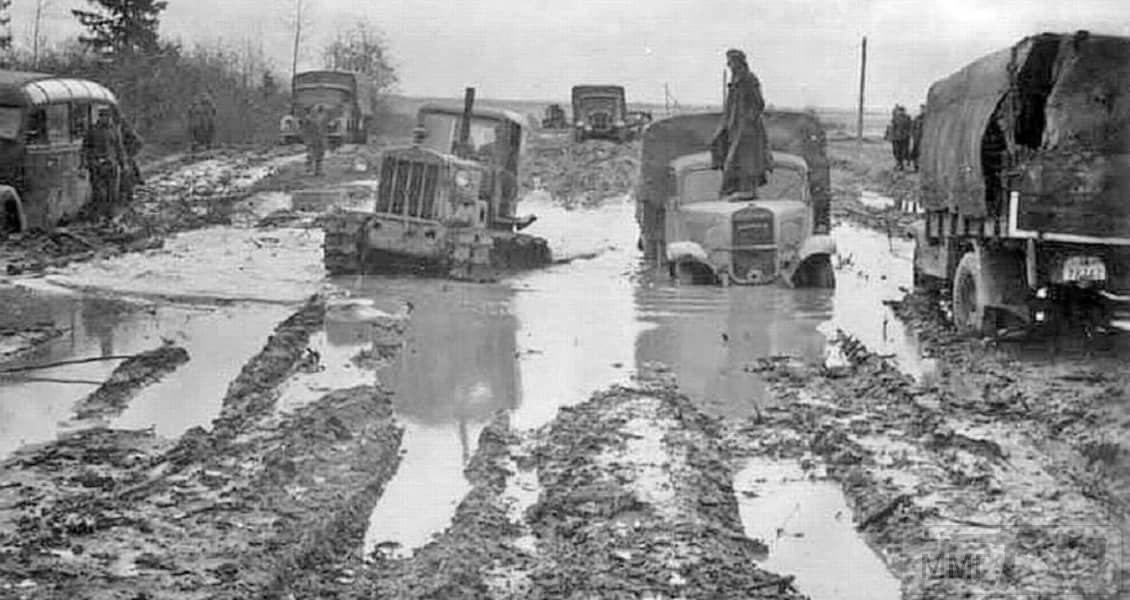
910;31;1130;336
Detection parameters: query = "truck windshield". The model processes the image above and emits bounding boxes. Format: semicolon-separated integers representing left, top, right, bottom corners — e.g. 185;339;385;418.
0;106;22;140
295;88;349;108
760;167;806;200
418;112;503;158
579;96;619;113
682;169;723;203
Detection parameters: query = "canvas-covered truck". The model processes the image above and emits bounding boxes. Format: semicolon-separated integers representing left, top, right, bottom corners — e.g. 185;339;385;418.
279;70;373;146
635;111;835;287
321;88;551;280
910;31;1130;335
572;85;630;143
541;104;567;129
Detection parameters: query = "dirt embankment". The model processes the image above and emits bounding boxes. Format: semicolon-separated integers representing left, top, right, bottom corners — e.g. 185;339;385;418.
827;138;921;233
522;136;641;207
329;386;803;599
0;294;407;599
72;344;191;421
0;146;302;277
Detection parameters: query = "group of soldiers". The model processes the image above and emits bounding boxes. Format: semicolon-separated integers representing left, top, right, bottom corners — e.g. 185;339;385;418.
81;106;143;219
885;104;926;171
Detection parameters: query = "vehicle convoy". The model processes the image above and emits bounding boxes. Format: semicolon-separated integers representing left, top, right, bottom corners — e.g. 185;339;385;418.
279;70;372;146
541;104;568;129
321;88;550;279
635;111;836;287
0;70;120;234
572;85;633;143
909;31;1130;334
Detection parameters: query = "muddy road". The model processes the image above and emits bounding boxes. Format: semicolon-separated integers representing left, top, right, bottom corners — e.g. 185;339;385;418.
0;137;1126;598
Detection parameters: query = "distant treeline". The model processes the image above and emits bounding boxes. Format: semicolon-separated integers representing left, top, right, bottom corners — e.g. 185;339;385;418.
1;39;290;154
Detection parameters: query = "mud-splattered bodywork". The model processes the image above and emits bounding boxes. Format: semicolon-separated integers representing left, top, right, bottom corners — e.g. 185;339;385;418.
322;103;550;278
636;111;835;286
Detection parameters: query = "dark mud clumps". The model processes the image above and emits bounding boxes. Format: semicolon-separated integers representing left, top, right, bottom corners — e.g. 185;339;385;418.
525;387;798;599
522;137;641;207
72;344;190;421
183;294;326;453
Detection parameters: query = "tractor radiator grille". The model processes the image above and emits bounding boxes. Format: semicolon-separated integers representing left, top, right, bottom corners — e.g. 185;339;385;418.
377;156;440;219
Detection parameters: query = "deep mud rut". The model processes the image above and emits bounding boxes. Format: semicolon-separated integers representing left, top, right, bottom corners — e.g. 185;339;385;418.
0;135;1126;599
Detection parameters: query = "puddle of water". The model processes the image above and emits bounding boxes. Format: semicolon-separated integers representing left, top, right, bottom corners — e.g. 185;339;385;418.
275;331;376;413
363;420;487;558
353;196;933;558
30;227;326;304
829;222;928;378
0;296;290;458
735;458;903;600
859;190;896;210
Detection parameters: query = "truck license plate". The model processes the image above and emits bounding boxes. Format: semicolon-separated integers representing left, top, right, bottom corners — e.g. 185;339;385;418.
1062;256;1106;282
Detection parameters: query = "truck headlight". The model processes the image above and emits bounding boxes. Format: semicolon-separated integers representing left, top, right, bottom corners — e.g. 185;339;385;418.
615;120;625;127
454;170;472;189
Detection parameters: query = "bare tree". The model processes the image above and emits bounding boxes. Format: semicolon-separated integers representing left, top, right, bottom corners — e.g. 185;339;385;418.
0;0;12;51
322;20;398;103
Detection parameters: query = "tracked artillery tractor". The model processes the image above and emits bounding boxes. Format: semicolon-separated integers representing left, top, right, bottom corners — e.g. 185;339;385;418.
322;88;551;280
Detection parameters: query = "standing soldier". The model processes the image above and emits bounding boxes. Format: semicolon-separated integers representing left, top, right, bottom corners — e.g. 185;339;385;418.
198;91;217;149
884;105;913;170
301;104;329;176
116;108;144;206
711;48;772;198
909;104;926;172
83;106;124;219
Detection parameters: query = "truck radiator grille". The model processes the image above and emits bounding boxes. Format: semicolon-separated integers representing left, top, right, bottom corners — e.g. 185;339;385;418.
733;213;776;283
377;157;440;219
590;112;610;130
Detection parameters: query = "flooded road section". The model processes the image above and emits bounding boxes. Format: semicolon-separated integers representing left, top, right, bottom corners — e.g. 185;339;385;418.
357;194;920;562
1;186;916;590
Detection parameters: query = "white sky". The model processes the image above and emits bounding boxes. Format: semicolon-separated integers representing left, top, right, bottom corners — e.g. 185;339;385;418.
9;0;1130;109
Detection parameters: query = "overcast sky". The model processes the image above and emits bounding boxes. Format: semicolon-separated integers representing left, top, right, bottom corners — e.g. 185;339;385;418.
10;0;1130;109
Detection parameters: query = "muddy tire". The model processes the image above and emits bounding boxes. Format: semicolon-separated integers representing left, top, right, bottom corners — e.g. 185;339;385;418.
1;191;25;235
490;233;552;270
793;255;836;288
952;251;992;336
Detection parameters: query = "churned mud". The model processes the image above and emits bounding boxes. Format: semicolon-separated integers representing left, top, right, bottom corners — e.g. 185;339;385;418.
71;344;191;422
334;386;805;599
0;294;408;599
0;147;303;277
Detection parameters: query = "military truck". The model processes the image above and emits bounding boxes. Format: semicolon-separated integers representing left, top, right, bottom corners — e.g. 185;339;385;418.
321;88;551;280
0;70;121;234
279;70;372;146
572;85;630;143
541;104;567;129
635;111;835;287
909;31;1130;335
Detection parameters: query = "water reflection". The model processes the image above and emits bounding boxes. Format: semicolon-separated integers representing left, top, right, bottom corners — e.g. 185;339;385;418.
634;280;833;417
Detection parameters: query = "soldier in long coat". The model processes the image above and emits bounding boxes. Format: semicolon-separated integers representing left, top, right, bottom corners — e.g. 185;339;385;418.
83;107;125;218
711;49;772;198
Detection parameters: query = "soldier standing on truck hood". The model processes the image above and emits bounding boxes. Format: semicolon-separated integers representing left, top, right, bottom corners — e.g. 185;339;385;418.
711;49;772;198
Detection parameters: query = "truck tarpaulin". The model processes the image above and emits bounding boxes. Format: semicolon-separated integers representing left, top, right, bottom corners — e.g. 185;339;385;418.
920;32;1130;231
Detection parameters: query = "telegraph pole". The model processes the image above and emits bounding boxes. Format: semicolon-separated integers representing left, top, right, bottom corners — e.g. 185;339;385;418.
32;0;46;68
290;0;303;84
857;36;867;146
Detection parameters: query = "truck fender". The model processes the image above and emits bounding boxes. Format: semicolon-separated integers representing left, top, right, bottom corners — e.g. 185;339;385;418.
797;233;836;262
0;186;26;234
665;240;709;264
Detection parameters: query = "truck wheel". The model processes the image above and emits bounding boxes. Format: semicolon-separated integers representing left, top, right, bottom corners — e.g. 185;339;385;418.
1;191;25;234
952;251;993;336
793;255;835;288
